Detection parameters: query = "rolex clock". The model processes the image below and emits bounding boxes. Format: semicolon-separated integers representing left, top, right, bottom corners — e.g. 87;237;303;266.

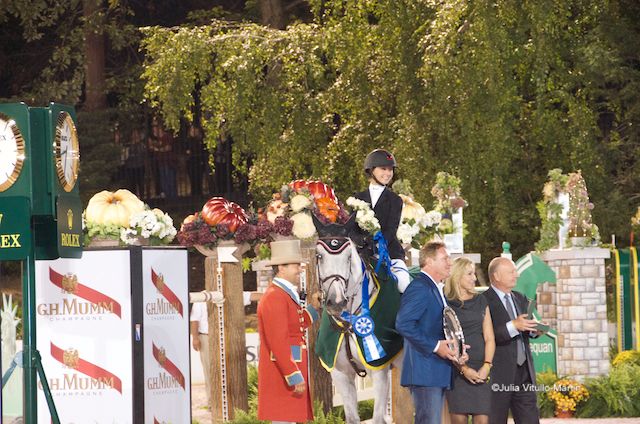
29;103;82;259
0;112;26;192
54;111;80;192
0;103;32;260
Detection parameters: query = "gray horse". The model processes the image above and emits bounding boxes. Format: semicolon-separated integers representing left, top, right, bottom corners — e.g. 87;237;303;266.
313;215;403;424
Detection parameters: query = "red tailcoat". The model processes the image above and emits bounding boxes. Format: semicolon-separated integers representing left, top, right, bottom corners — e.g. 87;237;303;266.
257;279;318;422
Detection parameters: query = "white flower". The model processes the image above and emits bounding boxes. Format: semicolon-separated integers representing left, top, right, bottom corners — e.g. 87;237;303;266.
120;228;138;244
125;208;176;244
290;194;312;213
346;197;369;209
397;222;419;244
266;199;288;223
421;210;442;228
291;212;317;239
348;196;380;235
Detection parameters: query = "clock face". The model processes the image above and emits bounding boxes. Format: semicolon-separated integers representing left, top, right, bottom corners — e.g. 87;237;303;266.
54;112;80;192
0;113;26;192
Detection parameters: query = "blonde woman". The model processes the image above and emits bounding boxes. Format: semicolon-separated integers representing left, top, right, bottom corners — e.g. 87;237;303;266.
445;257;496;424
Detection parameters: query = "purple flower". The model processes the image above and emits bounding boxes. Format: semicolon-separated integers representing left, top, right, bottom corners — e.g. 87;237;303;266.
216;223;231;239
273;216;293;236
234;223;258;243
256;220;273;239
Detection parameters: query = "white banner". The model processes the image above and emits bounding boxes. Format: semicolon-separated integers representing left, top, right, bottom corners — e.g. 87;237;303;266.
35;250;133;424
142;249;190;424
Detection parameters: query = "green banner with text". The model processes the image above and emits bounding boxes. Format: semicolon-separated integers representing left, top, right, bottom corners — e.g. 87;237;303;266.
0;196;32;260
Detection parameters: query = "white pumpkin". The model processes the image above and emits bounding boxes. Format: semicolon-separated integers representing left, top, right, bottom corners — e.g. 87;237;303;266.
399;194;427;223
85;189;145;227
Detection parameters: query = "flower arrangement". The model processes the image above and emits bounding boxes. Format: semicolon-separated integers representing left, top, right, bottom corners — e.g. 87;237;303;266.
536;169;600;251
121;208;177;245
431;172;467;216
83;189;176;246
566;171;599;241
346;197;380;235
536;169;569;251
548;378;589;415
396;194;443;248
177;181;347;259
389;179;450;248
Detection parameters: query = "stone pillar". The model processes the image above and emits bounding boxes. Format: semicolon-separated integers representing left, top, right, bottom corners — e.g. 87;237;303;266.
538;247;610;380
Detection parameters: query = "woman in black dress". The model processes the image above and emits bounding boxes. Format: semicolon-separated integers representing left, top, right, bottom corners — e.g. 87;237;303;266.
445;257;496;424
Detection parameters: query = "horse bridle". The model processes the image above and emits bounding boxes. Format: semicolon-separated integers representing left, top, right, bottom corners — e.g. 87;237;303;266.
316;237;354;318
316;236;368;377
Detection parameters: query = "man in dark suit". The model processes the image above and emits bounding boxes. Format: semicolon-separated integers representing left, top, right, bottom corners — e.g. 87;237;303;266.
483;257;541;424
396;241;464;423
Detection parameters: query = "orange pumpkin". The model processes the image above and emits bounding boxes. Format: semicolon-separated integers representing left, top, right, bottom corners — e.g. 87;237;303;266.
289;180;338;203
201;197;249;232
315;196;340;223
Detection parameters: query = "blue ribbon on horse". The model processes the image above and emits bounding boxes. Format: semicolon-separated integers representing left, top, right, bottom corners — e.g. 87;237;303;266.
373;231;396;282
341;263;386;362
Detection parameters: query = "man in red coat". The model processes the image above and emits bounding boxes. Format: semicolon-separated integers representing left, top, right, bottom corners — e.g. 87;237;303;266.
257;239;321;423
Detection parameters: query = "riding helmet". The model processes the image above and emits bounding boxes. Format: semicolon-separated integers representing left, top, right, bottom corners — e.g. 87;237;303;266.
364;149;397;172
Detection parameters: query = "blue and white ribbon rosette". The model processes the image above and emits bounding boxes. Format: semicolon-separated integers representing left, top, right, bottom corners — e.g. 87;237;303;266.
341;269;386;362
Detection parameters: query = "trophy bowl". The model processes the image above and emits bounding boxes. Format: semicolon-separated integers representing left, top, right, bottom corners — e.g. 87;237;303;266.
443;306;465;362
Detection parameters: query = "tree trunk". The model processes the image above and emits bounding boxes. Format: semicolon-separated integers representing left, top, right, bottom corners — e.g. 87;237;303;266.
83;0;107;111
258;0;286;29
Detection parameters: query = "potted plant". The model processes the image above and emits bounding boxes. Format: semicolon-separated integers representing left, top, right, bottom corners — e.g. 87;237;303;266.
548;378;589;418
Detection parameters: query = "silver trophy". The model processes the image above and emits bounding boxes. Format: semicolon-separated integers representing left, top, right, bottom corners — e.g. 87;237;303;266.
443;306;465;362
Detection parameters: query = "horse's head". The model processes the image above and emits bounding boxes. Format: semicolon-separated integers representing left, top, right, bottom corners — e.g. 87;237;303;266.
313;214;364;318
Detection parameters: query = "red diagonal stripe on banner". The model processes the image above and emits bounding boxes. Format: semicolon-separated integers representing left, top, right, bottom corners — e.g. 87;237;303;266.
152;343;185;390
151;268;183;317
50;342;123;393
49;268;122;318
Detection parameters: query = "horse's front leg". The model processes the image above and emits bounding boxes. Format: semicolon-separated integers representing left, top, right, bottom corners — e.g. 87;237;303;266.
371;367;392;424
332;345;360;424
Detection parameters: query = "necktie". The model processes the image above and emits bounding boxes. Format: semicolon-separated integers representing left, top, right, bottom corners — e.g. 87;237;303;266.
505;294;526;366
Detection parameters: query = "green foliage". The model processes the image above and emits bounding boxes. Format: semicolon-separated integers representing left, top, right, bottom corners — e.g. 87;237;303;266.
76;109;123;205
138;0;640;262
577;363;640;417
536;370;558;418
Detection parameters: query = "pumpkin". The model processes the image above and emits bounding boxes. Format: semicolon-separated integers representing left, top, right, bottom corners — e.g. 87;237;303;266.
85;189;145;227
315;196;340;223
399;194;426;222
201;197;249;232
289;180;338;203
